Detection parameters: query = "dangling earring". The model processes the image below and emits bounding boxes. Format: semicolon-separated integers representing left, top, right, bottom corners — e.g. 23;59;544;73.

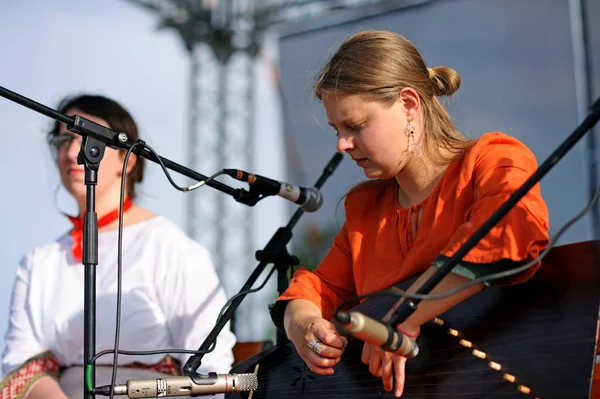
405;121;422;158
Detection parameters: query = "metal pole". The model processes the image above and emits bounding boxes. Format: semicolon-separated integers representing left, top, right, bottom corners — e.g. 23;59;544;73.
186;45;200;237
569;0;599;239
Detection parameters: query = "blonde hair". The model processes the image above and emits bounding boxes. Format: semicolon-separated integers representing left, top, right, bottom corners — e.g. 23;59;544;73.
314;30;474;164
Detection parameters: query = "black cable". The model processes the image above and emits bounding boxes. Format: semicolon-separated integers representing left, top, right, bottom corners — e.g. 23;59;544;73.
90;347;213;365
139;143;225;193
107;141;140;399
93;140;279;394
195;266;280;355
93;246;278;373
334;185;600;313
107;140;161;398
104;140;225;398
215;265;278;325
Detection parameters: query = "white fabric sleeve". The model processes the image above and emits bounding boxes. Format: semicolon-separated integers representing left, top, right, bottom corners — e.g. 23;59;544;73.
2;254;46;375
155;238;236;375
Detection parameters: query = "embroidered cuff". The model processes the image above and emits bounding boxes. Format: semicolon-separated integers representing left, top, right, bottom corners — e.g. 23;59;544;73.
0;351;60;399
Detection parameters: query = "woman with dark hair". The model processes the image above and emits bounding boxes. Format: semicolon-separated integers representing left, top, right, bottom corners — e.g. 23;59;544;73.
1;95;235;399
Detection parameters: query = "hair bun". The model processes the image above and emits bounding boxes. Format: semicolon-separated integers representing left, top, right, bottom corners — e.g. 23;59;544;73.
428;66;460;97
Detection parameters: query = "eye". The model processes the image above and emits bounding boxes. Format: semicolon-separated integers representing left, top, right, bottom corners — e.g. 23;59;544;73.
347;123;364;133
49;134;78;153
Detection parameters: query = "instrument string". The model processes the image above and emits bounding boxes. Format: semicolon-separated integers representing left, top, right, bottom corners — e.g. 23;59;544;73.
247;316;543;398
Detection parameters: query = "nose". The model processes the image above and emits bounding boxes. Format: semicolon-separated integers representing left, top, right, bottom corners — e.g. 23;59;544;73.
65;136;82;161
336;132;355;154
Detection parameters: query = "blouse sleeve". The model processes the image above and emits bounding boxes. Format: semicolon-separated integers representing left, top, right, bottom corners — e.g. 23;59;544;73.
2;255;47;376
440;135;550;284
274;222;357;321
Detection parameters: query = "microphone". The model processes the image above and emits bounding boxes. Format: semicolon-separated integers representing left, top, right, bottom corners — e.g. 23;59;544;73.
224;169;323;212
93;372;258;397
334;311;419;359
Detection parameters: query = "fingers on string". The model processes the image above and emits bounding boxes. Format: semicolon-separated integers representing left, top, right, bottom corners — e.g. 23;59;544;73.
381;352;394;392
361;341;372;364
363;343;395;393
303;340;338;375
368;345;383;378
302;353;335;375
316;327;347;351
305;346;339;367
393;356;406;398
361;342;406;396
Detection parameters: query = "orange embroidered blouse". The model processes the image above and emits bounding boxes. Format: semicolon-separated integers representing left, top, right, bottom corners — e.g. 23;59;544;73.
276;132;550;320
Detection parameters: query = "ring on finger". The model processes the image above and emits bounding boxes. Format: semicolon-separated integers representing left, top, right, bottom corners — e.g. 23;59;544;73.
308;340;322;355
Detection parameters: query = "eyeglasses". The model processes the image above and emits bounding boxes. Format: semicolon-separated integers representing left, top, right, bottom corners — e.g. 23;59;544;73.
49;134;82;154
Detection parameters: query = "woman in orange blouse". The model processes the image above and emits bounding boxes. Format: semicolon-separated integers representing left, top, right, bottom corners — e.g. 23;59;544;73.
270;30;550;397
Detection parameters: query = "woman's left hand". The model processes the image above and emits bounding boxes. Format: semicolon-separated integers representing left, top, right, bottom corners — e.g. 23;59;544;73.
361;341;407;397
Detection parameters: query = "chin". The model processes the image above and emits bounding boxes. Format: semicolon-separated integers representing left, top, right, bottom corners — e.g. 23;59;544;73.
363;168;392;180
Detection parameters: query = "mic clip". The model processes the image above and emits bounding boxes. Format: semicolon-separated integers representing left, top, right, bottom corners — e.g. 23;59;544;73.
381;323;399;350
187;371;219;386
232;180;282;207
232;186;265;207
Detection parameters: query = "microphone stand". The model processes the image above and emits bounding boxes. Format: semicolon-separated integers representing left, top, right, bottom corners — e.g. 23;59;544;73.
386;96;600;328
0;85;272;398
182;152;344;375
255;153;344;345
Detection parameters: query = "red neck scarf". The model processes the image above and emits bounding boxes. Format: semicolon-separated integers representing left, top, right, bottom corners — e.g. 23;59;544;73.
66;198;133;262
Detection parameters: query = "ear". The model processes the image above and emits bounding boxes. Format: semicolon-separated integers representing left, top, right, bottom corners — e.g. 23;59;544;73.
397;87;420;121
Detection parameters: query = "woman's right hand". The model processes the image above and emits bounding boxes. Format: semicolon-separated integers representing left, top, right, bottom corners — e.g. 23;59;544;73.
284;299;348;375
287;315;348;375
